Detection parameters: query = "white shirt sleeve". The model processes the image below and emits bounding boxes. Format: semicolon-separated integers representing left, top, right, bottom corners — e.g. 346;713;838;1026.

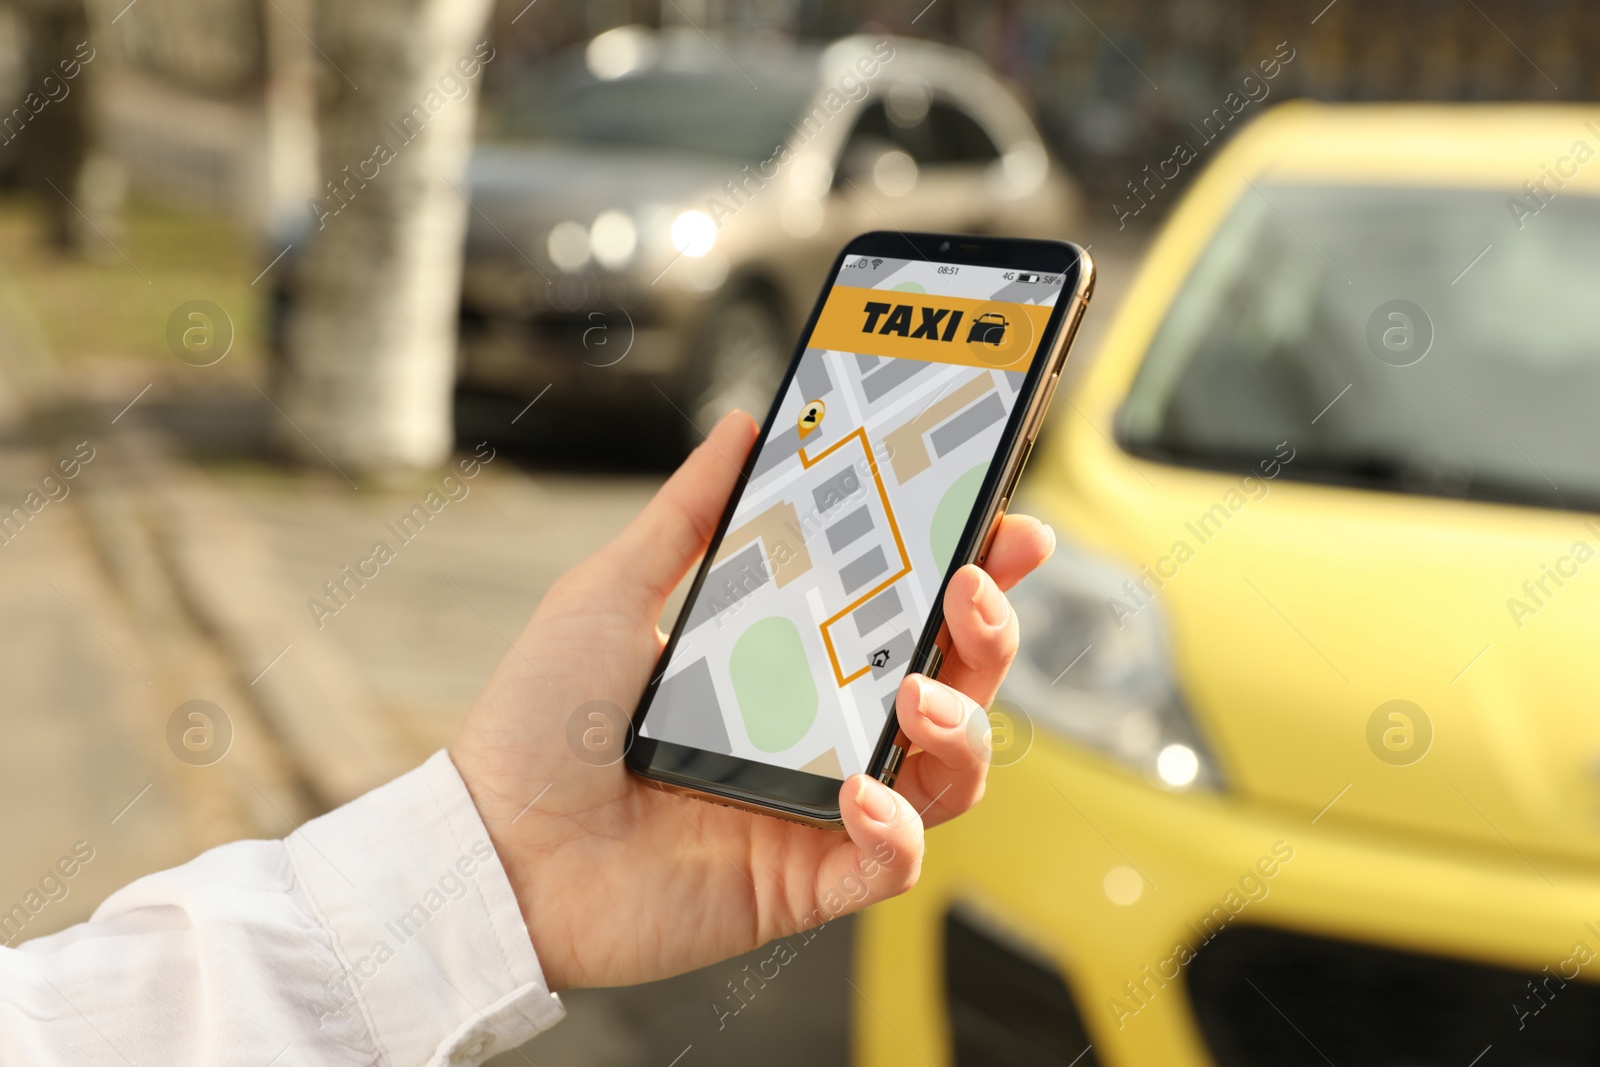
0;750;565;1067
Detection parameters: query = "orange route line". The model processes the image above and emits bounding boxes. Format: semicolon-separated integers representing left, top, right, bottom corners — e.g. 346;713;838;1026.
798;427;912;688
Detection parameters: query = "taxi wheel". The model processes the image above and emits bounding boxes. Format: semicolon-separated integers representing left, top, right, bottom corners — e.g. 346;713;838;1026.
685;294;786;445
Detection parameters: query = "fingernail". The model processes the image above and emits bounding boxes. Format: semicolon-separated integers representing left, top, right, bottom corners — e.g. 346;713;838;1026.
919;677;963;729
855;776;897;824
1041;521;1057;558
973;574;1010;628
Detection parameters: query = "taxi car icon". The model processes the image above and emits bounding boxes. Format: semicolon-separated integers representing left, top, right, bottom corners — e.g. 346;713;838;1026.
967;312;1009;346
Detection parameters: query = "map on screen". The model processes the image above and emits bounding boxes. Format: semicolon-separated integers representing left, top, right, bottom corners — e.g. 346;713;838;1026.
640;255;1066;778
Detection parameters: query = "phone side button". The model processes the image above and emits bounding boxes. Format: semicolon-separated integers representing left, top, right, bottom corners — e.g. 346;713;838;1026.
1024;376;1058;439
879;743;907;785
1011;437;1036;490
993;436;1035;512
923;645;944;681
975;499;1007;565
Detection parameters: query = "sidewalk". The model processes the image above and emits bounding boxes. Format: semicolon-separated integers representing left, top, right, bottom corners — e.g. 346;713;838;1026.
209;433;662;757
0;265;323;945
0;416;204;939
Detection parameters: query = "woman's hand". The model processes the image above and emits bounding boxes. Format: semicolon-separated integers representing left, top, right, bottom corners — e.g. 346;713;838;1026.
450;410;1054;990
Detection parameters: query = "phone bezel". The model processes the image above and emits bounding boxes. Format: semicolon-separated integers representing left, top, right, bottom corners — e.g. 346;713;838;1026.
626;231;1094;828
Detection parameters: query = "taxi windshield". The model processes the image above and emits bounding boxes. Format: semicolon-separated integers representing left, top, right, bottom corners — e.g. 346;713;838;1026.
1118;182;1600;512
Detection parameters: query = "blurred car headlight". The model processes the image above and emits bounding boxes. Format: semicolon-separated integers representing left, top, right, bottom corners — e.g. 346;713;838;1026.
886;79;931;126
999;524;1223;791
995;142;1048;198
590;210;637;269
670;209;718;257
586;25;656;80
546;220;591;271
873;149;918;197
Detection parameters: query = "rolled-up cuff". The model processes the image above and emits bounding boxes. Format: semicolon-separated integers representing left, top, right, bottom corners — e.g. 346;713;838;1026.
285;750;564;1066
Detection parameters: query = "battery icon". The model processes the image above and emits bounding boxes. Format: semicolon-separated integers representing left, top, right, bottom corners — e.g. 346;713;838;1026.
1017;272;1041;283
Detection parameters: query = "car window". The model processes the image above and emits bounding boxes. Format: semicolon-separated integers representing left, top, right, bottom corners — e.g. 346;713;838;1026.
1118;183;1600;512
484;64;816;161
927;101;1002;164
842;96;1001;167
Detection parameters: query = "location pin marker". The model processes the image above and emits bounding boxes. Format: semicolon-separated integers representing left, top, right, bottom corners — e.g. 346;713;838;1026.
797;399;826;439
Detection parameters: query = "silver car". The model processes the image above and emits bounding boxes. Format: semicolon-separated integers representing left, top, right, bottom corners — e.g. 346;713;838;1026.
460;26;1079;442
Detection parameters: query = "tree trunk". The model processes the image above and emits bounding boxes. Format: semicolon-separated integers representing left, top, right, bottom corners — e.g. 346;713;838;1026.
258;0;318;239
20;0;118;255
280;0;494;472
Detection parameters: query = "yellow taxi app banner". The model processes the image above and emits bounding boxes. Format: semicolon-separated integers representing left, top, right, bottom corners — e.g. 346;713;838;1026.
809;284;1056;372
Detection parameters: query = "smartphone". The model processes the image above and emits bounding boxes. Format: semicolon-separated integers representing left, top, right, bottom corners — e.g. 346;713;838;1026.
626;231;1094;828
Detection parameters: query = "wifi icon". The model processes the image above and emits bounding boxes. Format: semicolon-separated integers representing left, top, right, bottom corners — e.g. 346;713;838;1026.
870;258;883;269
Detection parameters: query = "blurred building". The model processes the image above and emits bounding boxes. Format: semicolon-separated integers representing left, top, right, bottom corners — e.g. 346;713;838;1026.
0;0;313;230
18;0;1593;237
495;0;1600;219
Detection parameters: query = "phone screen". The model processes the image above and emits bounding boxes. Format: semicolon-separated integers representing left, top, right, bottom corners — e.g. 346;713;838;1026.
639;254;1068;779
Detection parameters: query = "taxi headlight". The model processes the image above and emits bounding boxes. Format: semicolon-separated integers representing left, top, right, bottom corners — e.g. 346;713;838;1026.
999;524;1223;791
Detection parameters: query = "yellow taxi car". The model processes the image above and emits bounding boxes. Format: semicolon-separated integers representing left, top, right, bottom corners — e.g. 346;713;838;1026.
856;102;1600;1066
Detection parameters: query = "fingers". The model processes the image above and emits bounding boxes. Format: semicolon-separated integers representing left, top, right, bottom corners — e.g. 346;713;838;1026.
805;774;924;922
804;671;997;930
599;410;759;610
891;674;989;828
981;513;1056;592
935;563;1020;708
874;513;1049;818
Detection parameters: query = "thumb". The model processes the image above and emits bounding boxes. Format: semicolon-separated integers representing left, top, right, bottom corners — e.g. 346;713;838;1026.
599;409;759;611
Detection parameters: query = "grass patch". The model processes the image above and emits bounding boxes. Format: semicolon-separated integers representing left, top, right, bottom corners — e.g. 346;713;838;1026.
0;193;267;372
